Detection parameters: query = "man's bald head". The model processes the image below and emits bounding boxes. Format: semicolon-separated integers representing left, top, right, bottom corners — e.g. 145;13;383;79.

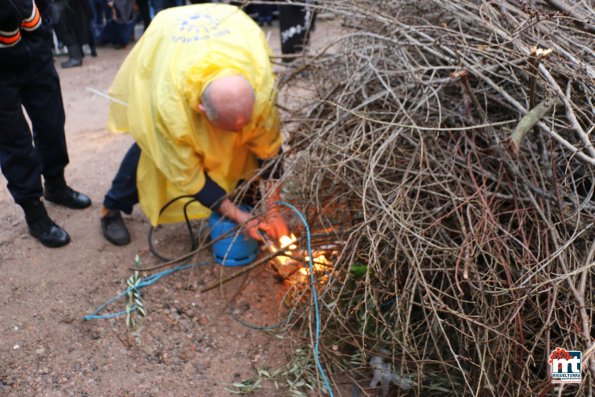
200;75;255;131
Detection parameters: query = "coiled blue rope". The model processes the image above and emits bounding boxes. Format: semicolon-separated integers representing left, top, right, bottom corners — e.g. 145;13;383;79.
277;201;335;397
83;261;210;320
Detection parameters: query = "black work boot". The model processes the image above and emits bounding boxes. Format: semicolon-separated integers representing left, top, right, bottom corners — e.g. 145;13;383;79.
44;174;92;209
100;208;130;246
61;45;83;68
21;200;70;248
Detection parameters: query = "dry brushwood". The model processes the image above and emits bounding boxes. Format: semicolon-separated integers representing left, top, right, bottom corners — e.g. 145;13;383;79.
276;0;595;396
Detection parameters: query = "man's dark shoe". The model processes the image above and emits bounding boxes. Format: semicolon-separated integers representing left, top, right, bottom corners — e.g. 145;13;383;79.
60;58;82;68
22;200;70;248
101;209;130;246
44;183;92;209
61;45;83;68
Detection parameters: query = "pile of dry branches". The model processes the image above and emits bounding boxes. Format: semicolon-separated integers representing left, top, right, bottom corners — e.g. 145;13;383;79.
277;0;594;395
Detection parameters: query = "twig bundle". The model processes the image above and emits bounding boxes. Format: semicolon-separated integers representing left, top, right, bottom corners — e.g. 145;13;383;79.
278;1;594;395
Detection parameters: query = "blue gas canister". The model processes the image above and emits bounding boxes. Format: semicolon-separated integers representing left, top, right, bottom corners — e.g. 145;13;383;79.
208;208;259;266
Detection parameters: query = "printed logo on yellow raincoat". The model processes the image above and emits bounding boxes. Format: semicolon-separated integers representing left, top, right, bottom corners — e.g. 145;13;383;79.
106;4;282;226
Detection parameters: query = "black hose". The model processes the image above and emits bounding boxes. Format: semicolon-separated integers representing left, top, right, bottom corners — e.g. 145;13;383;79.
148;195;198;261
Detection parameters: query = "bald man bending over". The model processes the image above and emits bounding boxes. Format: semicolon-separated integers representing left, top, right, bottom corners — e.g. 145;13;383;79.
100;4;288;246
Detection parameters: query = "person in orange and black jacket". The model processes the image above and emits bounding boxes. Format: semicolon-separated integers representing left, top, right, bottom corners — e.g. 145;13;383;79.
0;0;92;248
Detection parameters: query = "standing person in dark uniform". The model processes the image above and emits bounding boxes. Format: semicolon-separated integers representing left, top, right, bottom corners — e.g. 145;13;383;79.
51;0;94;68
0;0;92;248
279;0;316;62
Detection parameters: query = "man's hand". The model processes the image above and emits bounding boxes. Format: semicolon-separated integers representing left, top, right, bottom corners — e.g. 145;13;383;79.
241;213;265;242
236;207;288;242
218;198;265;241
260;209;288;242
259;180;288;242
217;198;288;242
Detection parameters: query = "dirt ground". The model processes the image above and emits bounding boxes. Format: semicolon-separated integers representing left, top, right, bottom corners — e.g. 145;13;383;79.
0;15;344;397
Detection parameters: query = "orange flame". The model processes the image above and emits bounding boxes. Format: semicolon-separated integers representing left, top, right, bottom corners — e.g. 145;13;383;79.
273;234;334;286
272;233;297;266
279;233;297;250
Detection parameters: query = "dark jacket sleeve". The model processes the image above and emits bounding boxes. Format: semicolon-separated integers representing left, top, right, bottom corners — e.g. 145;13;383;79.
194;172;227;211
18;0;42;31
0;1;24;47
0;0;50;70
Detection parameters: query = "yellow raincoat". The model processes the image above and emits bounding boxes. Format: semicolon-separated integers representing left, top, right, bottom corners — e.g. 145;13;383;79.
107;4;281;226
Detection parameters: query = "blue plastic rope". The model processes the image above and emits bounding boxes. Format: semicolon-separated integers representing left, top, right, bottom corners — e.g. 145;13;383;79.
83;261;210;320
277;201;335;397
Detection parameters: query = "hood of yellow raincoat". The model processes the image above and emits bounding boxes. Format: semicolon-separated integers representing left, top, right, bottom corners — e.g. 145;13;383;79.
106;4;281;225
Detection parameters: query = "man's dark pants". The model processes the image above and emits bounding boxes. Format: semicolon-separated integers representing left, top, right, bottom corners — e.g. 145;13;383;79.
0;60;69;205
104;143;140;214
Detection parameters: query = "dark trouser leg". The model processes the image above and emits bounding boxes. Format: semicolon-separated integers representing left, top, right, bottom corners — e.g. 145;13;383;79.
21;61;69;182
104;143;141;214
137;0;151;31
88;29;97;56
0;68;43;205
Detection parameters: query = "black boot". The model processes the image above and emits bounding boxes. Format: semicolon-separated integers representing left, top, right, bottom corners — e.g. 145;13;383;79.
61;45;83;68
21;200;70;248
44;173;92;209
100;208;131;246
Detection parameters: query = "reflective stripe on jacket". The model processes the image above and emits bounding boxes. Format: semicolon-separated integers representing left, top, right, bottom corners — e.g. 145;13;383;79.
0;0;41;47
0;0;51;70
